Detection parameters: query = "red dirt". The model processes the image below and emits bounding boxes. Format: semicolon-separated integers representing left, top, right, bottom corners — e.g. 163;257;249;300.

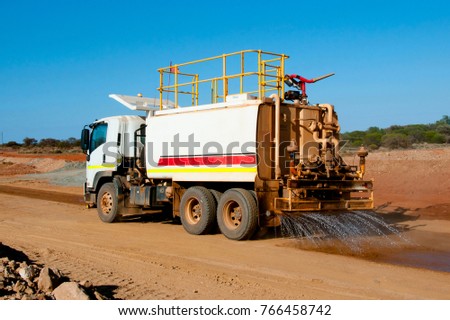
0;162;38;176
365;147;450;220
0;151;85;162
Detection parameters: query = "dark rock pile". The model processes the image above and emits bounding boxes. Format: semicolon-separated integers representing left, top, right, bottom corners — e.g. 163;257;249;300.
0;244;109;300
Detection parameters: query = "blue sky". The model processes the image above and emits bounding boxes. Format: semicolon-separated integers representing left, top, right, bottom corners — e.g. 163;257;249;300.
1;0;449;143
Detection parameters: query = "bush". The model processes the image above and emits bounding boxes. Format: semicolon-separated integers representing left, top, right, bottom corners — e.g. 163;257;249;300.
381;133;411;149
342;115;449;149
363;132;383;148
424;131;446;144
23;137;37;147
38;138;60;147
5;141;21;148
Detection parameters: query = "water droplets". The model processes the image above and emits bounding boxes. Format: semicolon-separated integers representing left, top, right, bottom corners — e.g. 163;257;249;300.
280;210;411;254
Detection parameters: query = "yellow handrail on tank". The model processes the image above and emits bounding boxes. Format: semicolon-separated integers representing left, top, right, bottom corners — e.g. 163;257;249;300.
157;50;289;109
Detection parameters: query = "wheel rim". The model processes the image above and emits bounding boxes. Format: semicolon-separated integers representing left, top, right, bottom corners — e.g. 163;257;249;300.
223;200;242;230
185;197;201;225
100;191;113;215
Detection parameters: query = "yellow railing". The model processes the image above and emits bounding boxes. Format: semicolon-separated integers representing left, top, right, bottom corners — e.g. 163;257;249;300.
157;50;289;109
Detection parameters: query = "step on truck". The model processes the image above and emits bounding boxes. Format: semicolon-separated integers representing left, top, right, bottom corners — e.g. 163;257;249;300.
81;50;374;240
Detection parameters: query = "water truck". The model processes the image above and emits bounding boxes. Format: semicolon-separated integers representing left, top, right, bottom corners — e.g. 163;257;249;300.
80;50;373;240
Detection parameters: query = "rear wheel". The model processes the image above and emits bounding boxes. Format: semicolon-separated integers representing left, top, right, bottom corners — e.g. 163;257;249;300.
217;188;258;240
249;190;258;206
97;183;121;223
210;189;222;206
180;186;216;235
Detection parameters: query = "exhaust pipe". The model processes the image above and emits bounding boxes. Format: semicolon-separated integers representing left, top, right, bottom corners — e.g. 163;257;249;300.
270;94;281;179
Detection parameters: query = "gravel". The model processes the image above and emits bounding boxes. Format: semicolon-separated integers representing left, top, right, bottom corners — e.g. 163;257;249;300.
0;242;111;300
21;161;86;187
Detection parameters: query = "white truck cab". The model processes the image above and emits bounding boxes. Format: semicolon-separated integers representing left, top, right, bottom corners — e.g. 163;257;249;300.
83;115;145;191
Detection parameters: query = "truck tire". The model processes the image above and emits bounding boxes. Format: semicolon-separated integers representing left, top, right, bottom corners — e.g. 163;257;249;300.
209;189;222;206
217;188;258;240
249;190;258;206
97;183;121;223
180;186;216;235
209;189;222;234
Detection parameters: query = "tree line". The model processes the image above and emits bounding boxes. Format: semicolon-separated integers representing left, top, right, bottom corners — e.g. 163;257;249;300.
3;137;81;149
2;115;450;151
341;115;450;149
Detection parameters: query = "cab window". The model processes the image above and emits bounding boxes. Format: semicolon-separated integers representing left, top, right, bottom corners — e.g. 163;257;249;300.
90;123;108;153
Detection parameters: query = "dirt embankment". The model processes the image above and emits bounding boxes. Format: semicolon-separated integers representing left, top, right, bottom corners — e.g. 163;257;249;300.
0;148;449;300
343;147;450;219
0;151;84;194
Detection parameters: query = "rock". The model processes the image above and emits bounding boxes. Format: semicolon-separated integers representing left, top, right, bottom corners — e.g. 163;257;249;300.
18;265;37;281
0;243;107;300
53;282;90;300
94;291;106;300
3;266;14;278
52;268;64;279
35;293;48;300
24;286;34;295
37;267;59;293
79;280;93;289
13;280;27;293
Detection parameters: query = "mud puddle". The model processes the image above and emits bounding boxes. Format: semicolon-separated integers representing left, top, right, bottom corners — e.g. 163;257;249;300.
372;249;450;273
279;211;450;273
280;236;450;273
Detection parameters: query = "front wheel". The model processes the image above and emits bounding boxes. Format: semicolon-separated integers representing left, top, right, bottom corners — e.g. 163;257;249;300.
97;183;121;223
217;188;258;240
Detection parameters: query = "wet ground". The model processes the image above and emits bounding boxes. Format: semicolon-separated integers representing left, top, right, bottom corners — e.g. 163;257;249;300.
278;216;450;274
375;249;450;273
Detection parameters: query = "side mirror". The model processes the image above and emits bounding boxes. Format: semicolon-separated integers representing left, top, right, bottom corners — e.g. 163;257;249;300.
80;128;90;154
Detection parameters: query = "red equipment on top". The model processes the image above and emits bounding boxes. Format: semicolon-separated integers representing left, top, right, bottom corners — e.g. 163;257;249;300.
284;73;335;99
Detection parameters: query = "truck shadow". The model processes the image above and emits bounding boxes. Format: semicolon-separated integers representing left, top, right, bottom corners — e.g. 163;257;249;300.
119;211;177;224
373;202;420;223
117;203;429;242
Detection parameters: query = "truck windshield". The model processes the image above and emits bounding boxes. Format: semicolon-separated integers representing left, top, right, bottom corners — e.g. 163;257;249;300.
90;123;108;153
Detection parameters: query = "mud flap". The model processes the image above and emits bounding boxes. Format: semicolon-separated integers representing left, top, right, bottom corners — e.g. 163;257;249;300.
113;177;141;215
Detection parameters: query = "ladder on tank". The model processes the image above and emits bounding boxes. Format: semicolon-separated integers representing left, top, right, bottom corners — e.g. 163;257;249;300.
157;50;289;109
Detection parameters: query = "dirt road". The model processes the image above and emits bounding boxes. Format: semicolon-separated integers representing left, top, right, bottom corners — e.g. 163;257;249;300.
1;193;449;299
1;148;450;299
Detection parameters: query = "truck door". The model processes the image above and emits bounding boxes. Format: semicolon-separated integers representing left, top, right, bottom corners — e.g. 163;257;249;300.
86;122;112;188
